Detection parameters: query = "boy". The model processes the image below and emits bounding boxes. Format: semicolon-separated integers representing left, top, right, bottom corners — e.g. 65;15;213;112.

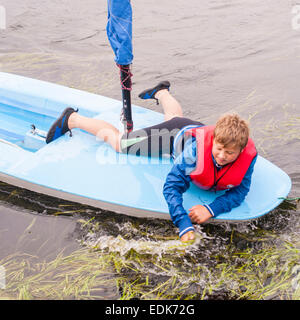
46;81;257;242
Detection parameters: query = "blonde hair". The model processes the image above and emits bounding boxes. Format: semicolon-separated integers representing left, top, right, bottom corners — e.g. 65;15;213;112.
213;113;250;150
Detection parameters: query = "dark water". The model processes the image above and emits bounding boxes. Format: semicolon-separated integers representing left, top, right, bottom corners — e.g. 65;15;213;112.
0;0;299;299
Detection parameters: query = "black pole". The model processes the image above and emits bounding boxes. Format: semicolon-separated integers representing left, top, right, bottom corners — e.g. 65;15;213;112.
119;64;133;133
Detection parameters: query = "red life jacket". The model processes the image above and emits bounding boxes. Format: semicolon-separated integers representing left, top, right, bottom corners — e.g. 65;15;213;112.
185;125;257;191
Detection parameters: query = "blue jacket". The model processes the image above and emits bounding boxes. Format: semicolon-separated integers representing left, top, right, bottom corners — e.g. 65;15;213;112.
163;136;257;238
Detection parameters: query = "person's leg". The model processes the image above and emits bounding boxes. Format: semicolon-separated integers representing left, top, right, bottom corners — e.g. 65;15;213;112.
138;81;183;121
47;81;184;151
155;89;183;121
68;112;122;152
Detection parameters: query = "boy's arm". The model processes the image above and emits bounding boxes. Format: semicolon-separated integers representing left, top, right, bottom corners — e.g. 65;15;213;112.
204;155;258;217
163;139;197;238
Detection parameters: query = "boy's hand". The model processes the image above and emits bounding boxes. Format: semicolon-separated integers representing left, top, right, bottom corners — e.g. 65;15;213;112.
188;205;212;224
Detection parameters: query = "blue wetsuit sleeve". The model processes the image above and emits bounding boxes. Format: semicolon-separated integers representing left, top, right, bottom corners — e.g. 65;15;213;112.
163;139;197;238
204;155;258;217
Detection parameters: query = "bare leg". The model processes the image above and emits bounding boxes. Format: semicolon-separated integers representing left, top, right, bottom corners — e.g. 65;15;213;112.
68;113;122;152
180;231;195;242
66;87;182;150
155;89;183;121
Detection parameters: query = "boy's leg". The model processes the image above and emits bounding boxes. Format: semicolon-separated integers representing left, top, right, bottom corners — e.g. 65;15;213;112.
180;231;195;242
138;81;183;121
68;113;122;152
155;89;183;121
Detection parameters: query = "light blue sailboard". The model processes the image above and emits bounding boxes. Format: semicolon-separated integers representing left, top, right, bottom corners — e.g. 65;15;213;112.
0;72;292;221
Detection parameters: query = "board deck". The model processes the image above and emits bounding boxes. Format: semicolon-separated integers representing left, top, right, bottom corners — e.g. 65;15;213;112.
0;72;292;221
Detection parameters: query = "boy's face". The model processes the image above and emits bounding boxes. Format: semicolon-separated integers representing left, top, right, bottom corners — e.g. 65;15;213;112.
212;139;242;166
